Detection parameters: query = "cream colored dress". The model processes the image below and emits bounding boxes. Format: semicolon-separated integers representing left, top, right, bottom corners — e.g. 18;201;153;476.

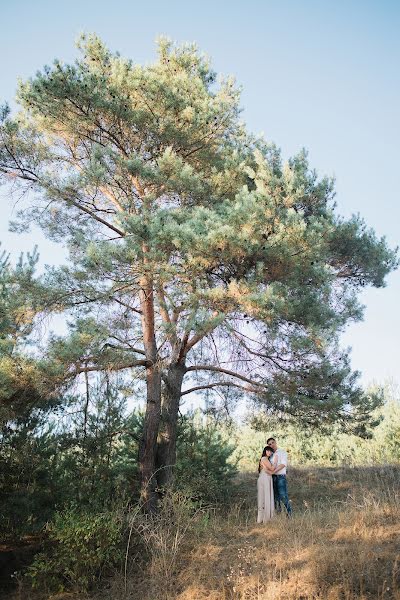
257;457;275;523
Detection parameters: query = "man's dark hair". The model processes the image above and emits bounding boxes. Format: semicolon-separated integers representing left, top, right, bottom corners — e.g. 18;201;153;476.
267;437;276;444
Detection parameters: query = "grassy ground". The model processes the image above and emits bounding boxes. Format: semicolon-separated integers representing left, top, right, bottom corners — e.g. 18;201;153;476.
113;465;400;600
6;465;400;600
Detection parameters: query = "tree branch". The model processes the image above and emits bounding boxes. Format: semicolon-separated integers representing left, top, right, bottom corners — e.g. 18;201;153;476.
231;330;291;373
1;163;127;238
110;296;142;315
157;284;178;349
64;195;126;237
186;364;266;387
181;381;258;396
70;358;149;376
101;342;146;356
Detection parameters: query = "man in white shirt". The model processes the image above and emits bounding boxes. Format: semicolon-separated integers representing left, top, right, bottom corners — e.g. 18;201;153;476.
267;437;292;516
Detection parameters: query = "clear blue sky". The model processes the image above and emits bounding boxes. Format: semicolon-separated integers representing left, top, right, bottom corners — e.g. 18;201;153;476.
1;0;399;387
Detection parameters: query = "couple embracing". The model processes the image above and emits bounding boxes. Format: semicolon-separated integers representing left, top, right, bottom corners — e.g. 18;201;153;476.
257;437;292;523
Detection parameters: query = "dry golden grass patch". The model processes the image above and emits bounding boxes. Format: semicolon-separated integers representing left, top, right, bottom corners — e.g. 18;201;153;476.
116;466;400;600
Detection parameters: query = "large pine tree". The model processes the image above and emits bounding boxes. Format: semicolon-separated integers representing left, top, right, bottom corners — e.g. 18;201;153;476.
0;35;397;507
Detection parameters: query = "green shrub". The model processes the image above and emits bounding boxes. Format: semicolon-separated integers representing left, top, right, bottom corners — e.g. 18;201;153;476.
175;414;238;503
26;507;124;592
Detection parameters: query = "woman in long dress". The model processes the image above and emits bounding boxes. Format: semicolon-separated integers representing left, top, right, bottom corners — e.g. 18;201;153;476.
257;445;275;523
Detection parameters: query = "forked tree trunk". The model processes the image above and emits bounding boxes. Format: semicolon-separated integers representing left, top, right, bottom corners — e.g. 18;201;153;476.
155;362;186;488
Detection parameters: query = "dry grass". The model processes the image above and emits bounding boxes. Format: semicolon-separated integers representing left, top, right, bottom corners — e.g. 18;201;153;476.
9;466;400;600
107;465;400;600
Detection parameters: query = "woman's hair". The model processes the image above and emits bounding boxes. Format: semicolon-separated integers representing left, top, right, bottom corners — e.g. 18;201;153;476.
258;445;274;472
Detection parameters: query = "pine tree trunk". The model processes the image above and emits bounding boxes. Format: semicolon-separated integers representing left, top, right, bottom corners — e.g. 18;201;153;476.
138;276;162;512
155;362;186;488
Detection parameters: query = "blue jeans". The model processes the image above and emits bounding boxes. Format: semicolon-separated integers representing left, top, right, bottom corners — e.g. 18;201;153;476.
272;474;292;516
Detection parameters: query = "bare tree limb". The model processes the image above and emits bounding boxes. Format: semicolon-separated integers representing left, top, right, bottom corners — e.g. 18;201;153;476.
70;358;149;376
181;381;259;396
186;364;266;387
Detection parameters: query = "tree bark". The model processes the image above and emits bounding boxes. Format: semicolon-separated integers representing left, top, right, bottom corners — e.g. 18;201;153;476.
155;362;186;488
138;277;162;512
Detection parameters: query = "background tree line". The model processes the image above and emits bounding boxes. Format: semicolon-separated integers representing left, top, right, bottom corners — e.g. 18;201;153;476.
1;353;399;540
